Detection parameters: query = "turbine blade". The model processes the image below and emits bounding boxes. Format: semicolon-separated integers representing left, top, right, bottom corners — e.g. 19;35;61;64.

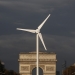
38;33;47;50
38;14;51;29
16;28;36;33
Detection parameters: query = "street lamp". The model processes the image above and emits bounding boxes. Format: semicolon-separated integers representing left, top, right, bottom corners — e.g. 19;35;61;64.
62;60;67;75
0;62;5;75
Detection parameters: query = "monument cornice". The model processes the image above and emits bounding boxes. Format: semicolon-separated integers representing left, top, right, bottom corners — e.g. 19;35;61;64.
19;51;56;54
19;52;56;60
19;61;56;64
18;59;57;62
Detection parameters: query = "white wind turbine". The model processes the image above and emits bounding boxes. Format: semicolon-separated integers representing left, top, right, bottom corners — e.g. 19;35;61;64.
16;14;50;75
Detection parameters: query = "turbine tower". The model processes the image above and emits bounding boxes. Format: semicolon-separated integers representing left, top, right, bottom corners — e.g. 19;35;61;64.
16;14;50;75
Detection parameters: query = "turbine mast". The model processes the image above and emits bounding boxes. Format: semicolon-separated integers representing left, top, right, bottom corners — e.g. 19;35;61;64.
36;33;39;75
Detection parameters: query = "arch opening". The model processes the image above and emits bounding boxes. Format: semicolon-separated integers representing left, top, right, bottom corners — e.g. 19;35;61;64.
32;67;43;75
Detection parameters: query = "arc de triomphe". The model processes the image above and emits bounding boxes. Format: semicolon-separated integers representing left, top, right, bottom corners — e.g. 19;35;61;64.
18;51;57;75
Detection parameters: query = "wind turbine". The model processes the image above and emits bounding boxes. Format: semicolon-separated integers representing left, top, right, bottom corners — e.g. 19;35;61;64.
16;14;50;75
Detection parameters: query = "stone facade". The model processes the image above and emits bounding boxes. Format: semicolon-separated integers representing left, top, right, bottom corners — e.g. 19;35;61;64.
18;51;57;75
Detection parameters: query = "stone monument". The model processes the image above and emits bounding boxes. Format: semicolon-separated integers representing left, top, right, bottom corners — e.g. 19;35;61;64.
18;51;57;75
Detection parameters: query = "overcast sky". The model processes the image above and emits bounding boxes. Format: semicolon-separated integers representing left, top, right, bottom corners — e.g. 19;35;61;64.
0;0;75;73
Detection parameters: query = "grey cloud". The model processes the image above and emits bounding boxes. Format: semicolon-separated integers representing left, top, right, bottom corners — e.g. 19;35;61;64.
0;34;35;50
71;31;75;35
0;0;74;13
0;33;75;58
0;32;75;53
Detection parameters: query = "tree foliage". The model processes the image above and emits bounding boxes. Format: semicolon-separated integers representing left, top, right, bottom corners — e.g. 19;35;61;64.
0;60;20;75
63;66;75;75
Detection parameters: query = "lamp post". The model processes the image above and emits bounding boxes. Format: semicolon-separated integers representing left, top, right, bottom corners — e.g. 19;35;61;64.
62;60;67;75
0;62;5;75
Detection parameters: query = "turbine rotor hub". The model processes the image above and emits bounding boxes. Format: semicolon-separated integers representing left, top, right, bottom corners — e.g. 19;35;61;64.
36;29;40;33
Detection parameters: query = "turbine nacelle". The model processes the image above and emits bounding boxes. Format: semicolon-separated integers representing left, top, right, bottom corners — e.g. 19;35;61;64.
35;29;40;33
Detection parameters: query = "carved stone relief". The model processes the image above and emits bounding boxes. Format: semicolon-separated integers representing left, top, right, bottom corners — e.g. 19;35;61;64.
21;66;29;71
46;66;54;71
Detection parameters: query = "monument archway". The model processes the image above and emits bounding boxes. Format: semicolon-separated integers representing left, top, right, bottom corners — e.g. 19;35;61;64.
32;67;43;75
18;51;57;75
